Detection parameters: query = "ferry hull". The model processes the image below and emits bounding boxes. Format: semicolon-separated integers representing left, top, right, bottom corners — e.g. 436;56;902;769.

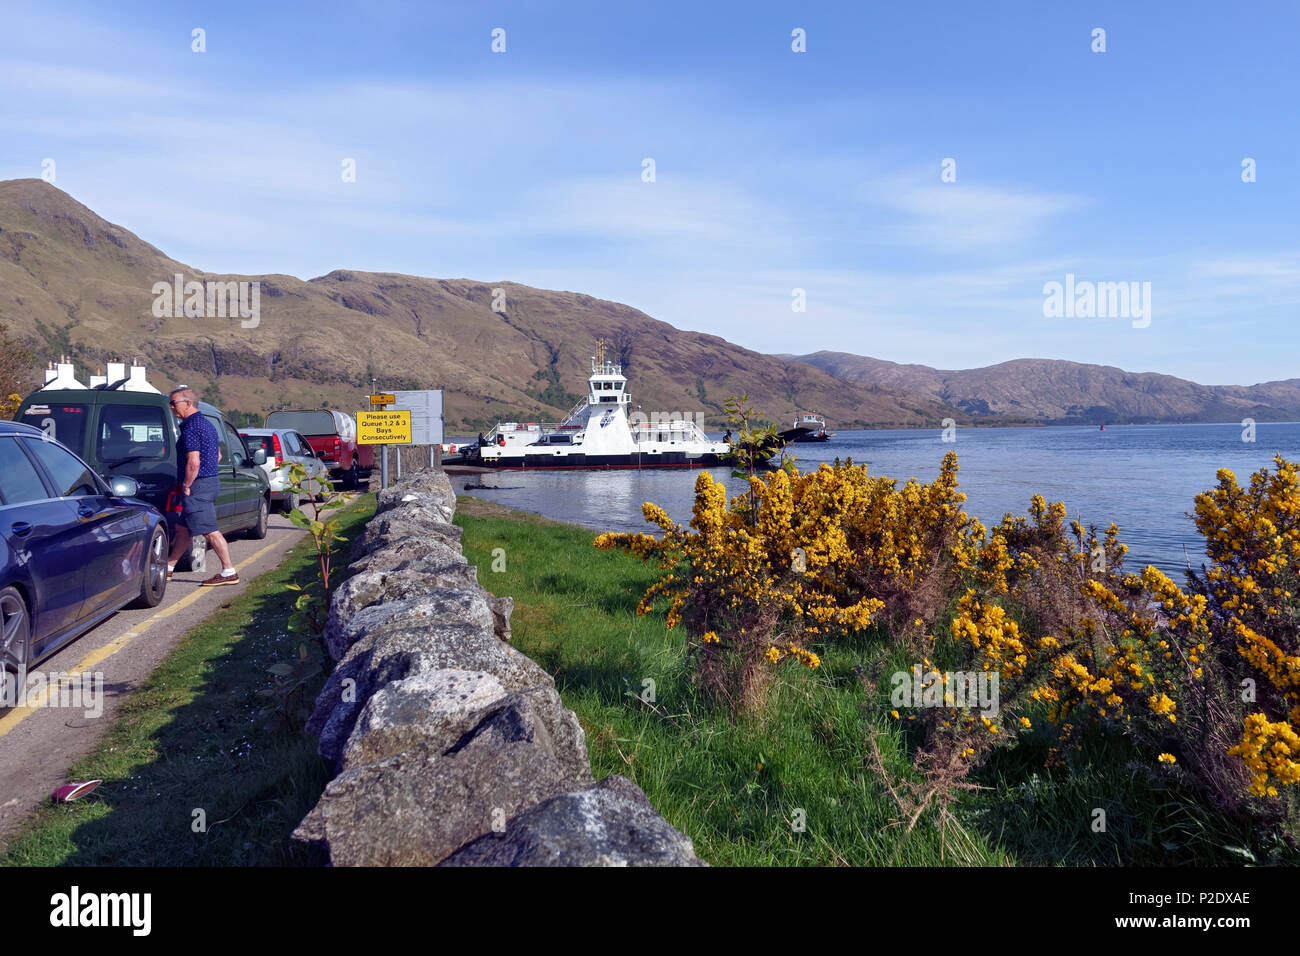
475;451;725;470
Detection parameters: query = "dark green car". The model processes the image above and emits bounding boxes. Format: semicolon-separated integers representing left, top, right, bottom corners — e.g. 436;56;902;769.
14;388;271;570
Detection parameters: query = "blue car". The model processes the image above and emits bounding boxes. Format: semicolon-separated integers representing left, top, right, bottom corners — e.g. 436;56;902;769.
0;421;168;698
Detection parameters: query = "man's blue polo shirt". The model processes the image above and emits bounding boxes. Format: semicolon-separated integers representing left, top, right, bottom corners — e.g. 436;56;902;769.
177;411;221;479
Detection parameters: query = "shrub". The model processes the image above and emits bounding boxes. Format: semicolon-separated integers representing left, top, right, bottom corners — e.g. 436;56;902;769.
598;444;1300;844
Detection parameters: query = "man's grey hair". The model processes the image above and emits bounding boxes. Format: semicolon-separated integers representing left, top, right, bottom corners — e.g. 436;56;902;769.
168;386;198;405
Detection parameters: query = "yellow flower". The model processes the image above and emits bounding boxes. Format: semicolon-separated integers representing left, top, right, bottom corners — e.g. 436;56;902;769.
1157;753;1176;764
701;630;720;644
765;646;781;664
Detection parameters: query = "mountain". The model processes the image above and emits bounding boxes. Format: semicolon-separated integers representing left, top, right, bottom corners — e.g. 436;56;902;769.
787;352;1300;425
0;179;957;431
4;178;1291;432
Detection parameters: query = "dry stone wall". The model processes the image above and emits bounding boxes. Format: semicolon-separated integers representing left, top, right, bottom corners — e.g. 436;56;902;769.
294;468;704;866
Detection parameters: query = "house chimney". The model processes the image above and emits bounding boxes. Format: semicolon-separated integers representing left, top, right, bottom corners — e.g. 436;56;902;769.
44;361;56;385
106;359;127;385
125;363;160;394
90;365;107;388
43;357;87;390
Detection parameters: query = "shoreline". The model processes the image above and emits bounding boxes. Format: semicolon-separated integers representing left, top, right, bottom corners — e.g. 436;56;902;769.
446;419;1300;438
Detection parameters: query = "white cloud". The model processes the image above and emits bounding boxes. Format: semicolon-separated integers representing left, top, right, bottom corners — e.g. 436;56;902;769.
0;5;1295;386
1198;256;1300;282
847;168;1087;249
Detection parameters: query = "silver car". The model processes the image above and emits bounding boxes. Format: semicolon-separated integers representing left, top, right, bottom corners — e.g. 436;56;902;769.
238;428;332;512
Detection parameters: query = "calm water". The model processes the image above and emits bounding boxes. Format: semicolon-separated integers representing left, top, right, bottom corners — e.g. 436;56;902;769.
446;423;1300;576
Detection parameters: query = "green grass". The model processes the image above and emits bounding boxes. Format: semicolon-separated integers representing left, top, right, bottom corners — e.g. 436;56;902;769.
455;499;1007;866
6;487;1279;867
456;498;1295;867
0;494;375;866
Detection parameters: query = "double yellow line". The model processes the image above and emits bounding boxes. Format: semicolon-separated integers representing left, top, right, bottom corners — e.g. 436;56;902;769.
0;537;286;736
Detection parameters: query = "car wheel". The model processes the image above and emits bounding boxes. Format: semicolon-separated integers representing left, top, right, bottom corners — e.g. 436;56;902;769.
247;496;269;539
343;459;359;491
282;490;300;514
129;525;169;609
0;587;30;709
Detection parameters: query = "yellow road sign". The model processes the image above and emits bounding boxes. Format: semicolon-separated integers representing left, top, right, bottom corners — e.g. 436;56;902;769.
358;409;412;444
368;393;395;406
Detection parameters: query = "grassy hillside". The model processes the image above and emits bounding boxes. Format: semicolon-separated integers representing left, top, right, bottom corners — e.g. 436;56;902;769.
0;179;957;430
791;351;1300;425
7;177;1286;430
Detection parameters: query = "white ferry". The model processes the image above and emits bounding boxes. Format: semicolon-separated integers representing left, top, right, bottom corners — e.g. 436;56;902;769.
467;342;730;470
787;413;833;443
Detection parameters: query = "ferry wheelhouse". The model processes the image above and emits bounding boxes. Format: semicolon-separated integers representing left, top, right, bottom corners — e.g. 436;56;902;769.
469;343;729;469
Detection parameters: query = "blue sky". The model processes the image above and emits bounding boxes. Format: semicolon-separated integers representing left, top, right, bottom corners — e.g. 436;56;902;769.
1;0;1296;385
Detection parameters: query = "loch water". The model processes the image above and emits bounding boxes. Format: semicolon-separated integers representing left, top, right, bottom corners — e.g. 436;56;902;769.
446;422;1300;577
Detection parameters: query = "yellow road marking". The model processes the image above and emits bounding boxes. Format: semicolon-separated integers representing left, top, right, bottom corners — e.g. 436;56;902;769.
0;536;290;736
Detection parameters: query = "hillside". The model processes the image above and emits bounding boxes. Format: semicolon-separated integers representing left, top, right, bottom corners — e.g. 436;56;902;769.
4;178;1291;432
788;352;1300;425
0;179;955;430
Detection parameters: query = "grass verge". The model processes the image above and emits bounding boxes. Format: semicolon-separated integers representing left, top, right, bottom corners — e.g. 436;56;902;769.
456;495;1290;867
0;494;375;866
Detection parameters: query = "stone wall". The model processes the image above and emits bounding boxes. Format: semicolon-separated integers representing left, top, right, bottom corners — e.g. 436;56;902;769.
294;469;704;866
364;445;437;492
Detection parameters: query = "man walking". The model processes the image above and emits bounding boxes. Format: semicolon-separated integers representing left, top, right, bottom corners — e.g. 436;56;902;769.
165;386;240;586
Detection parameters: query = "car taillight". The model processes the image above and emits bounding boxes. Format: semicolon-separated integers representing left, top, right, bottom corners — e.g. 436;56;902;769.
164;486;184;514
271;433;282;467
333;437;341;449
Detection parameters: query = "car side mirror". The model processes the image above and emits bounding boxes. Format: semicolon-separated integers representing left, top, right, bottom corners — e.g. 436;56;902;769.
109;475;139;498
253;448;267;465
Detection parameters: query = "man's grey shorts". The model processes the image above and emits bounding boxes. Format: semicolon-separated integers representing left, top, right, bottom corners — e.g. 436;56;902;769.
181;475;220;535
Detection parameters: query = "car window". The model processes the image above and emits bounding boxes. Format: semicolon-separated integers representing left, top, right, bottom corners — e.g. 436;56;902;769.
224;422;250;467
265;410;335;435
204;414;228;464
18;402;89;453
21;437;101;497
288;432;308;457
242;433;273;457
0;437;53;505
97;404;169;465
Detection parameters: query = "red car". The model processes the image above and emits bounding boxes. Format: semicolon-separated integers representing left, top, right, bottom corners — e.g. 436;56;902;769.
263;410;374;489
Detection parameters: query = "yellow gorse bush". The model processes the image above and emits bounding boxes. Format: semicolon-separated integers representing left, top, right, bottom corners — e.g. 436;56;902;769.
1191;456;1300;797
596;445;1300;820
595;453;975;712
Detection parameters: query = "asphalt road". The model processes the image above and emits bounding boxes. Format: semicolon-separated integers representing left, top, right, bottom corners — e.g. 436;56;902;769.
0;510;311;850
